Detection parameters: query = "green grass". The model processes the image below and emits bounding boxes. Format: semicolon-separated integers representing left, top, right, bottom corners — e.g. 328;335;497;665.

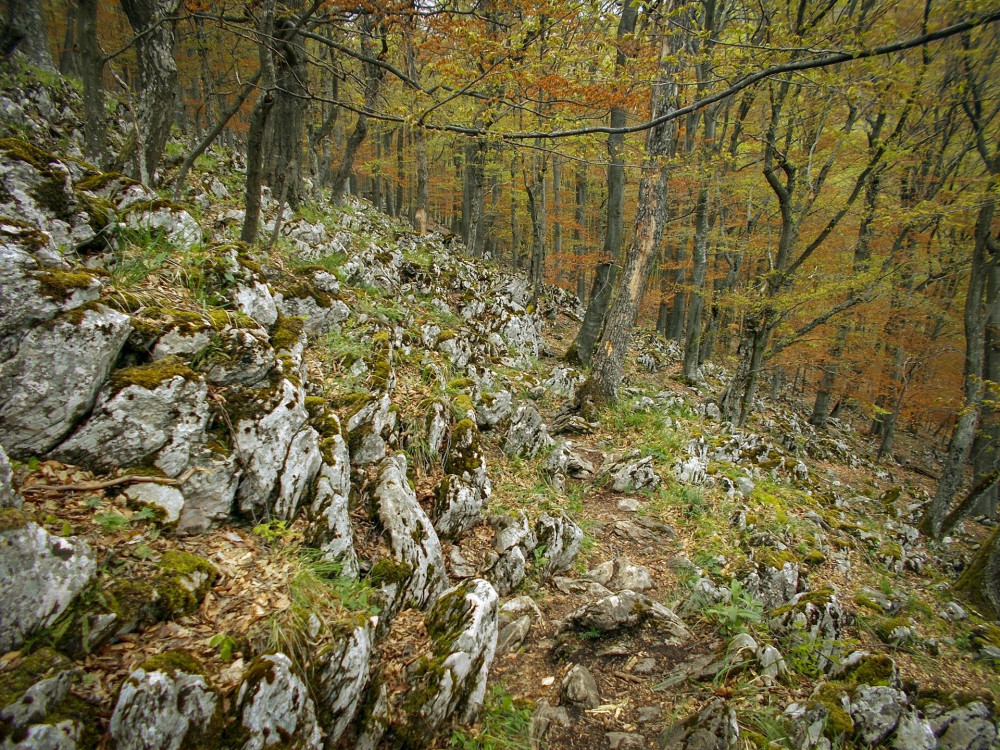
450;686;532;750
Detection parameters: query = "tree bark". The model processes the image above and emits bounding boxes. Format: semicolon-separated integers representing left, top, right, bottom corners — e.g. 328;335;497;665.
78;0;104;166
120;0;181;184
952;525;1000;620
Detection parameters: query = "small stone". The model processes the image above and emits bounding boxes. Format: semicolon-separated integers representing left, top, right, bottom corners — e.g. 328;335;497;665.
497;615;532;656
617;498;641;512
448;546;477;579
541;676;555;686
499;595;545;626
633;658;657;675
607;732;646;750
123;483;185;524
637;706;662;724
561;664;600;709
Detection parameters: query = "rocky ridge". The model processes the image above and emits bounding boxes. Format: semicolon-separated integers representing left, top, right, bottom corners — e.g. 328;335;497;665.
0;71;997;750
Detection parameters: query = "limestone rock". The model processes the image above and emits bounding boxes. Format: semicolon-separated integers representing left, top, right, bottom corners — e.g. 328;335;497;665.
234;281;278;328
275;289;349;336
0;445;20;509
659;700;739;750
372;454;447;613
199;327;274;387
757;645;789;684
497;615;532;656
123;483;185;524
403;578;499;733
347;392;397;466
0;305;129;457
176;448;241;534
234;378;308;519
544;366;583;398
741;562;800;611
535;512;583;577
929;701;998;750
891;712;936;750
610;456;661;493
563;590;691;642
308;439;358;577
109;656;219;750
503;404;553;458
434;475;485;539
608;733;647;750
544;441;595;488
530;701;571;748
849;685;907;746
476;389;513;429
561;664;600;709
316;620;374;745
151;327;213;362
125;204;202;248
235;653;322;750
552;576;614;599
53;368;209;477
483;512;537;596
0;519;96;652
273;427;322;521
585;557;653;592
770;589;846;674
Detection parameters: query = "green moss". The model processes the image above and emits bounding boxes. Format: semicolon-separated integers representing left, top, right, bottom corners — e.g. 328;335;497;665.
758;547;798;571
803;550;826;566
0;508;27;532
271;314;304;352
971;624;1000;650
34;269;98;300
773;587;835;618
847;654;896;687
0;215;47;250
140;649;204;677
452;394;475;419
155;551;218;617
875;616;912;643
880;486;902;504
118;198;187;218
853;594;883;613
810;682;854;740
110;356;198;393
276;278;333;308
0;137;57;170
0;648;70;708
447;377;475;391
75;190;115;232
880;541;903;561
369;558;413;586
75;171;135;193
444;419;483;478
436;329;456;344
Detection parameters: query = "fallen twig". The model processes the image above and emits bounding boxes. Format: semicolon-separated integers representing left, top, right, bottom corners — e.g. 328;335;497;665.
23;467;198;494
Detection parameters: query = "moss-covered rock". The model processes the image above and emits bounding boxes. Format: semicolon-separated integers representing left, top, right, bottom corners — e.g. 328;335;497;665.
154;551;218;617
270;314;305;352
109;355;198;393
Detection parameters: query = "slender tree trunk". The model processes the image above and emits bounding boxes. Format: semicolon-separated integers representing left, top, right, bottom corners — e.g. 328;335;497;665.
78;0;104;166
240;1;276;245
969;261;1000;519
120;0;181;184
810;324;847;428
575;168;587;302
682;185;711;381
923;199;997;538
569;0;637;363
59;2;77;75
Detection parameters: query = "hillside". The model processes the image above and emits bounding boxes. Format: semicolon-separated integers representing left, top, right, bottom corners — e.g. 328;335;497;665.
0;66;998;750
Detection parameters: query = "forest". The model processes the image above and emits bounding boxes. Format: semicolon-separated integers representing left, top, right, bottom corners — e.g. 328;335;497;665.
0;0;999;746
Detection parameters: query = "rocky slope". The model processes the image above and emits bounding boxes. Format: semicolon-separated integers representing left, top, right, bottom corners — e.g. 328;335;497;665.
0;70;998;750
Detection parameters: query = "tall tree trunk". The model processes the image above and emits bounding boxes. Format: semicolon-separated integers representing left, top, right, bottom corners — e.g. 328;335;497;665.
331;15;384;205
923;198;997;538
952;526;1000;620
810;324;847;428
576;25;680;408
265;16;307;208
970;261;1000;519
553;158;563;283
78;0;104;166
575;168;587;302
682;185;711;381
59;2;77;75
120;0;181;184
240;0;276;245
569;0;638;364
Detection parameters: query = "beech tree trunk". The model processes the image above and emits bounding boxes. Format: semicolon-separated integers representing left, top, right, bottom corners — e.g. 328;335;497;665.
78;0;104;166
120;0;181;184
569;0;637;364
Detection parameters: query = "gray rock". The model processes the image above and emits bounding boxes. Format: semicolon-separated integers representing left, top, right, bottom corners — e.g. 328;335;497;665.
151;328;213;361
309;445;358;578
607;732;647;750
932;702;997;750
123;483;185;524
563;590;691;642
236;653;322;750
769;590;846;673
638;706;662;724
109;662;219;750
372;454;447;612
530;700;571;748
939;601;967;621
0;445;20;509
492;511;537;554
274;427;322;521
497;615;532;656
757;645;788;683
552;576;614;599
234;378;308;519
315;620;374;745
425;399;449;458
126;205;202;248
741;562;800;611
659;700;739;750
1;721;80;749
544;366;583;398
892;712;936;750
53;373;209;478
0;245;99;342
561;664;600;708
610;456;661;493
499;595;545;626
434;475;485;539
535;513;583;577
503;404;553;458
448;546;477;579
200;327;274;387
483;546;528;597
234;281;278;328
849;685;907;745
347;392;397;466
586;557;654;592
176;448;240;534
544;441;595;484
275;291;349;335
0;305;130;457
404;578;499;732
0;521;96;652
1;665;74;733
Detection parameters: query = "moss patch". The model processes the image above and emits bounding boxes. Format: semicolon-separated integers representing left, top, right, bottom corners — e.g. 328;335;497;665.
271;314;304;352
0;137;58;171
155;551;218;617
34;269;99;300
0;508;27;532
140;649;204;677
109;356;198;393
